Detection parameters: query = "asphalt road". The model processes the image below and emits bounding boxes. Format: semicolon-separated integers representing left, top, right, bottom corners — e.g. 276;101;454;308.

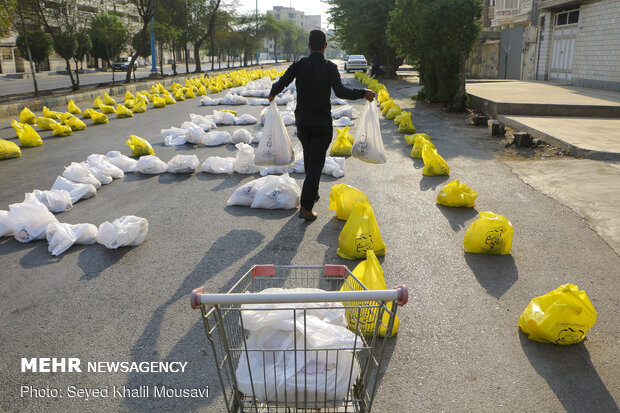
0;61;278;96
0;71;618;412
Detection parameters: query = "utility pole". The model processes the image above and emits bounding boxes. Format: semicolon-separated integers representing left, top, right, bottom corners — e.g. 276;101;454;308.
149;0;158;75
255;0;260;64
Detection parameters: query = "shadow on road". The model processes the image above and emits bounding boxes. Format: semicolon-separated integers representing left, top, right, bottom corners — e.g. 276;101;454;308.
224;205;298;220
157;173;193;184
519;333;620;413
419;175;449;191
78;243;131;279
435;204;478;232
464;253;518;298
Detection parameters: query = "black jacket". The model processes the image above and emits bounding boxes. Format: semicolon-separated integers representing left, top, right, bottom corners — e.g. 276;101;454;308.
269;52;366;127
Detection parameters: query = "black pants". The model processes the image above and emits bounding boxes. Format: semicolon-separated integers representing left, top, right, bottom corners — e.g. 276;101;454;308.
296;123;333;210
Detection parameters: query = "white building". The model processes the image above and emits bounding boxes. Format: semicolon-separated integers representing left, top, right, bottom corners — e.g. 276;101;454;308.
263;6;322;58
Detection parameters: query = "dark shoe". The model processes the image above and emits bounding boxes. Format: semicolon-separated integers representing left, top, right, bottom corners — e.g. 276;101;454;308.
299;207;318;221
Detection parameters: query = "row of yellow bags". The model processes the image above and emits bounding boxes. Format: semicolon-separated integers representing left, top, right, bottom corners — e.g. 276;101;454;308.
328;183;397;337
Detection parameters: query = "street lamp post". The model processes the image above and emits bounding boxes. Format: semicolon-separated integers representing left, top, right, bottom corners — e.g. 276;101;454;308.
150;0;157;73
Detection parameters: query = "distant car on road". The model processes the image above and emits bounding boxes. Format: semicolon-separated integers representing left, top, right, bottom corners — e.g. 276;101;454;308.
113;57;139;71
343;55;368;73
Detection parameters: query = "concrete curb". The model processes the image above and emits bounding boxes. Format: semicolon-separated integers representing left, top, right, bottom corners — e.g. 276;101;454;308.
0;63;280;118
497;114;620;162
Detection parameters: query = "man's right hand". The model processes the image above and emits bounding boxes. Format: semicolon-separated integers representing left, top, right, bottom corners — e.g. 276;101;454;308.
364;89;376;102
267;95;275;102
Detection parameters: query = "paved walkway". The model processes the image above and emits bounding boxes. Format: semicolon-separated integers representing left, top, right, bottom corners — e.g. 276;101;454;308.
466;80;620;161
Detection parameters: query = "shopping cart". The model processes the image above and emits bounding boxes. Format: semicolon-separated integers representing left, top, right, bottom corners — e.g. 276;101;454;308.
190;264;408;413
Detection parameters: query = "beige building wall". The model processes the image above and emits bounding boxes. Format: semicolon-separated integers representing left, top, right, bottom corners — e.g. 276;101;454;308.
570;0;620;90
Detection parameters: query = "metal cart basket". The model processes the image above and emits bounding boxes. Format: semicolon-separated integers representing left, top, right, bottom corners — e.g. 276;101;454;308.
190;264;408;413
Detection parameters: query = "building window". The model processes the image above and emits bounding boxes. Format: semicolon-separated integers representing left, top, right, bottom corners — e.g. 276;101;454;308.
555;9;579;26
2;48;13;60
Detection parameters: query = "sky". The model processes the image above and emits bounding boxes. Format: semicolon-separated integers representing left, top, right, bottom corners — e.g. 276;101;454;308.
236;0;333;29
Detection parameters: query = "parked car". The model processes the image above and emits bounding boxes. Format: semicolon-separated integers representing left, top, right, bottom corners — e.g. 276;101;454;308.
343;55;368;73
113;57;139;71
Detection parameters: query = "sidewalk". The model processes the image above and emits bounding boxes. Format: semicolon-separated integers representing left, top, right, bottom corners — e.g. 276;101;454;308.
467;80;620;161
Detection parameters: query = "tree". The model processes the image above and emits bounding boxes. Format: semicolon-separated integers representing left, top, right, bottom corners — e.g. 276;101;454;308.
0;0;16;37
262;14;283;63
185;0;222;72
125;0;155;83
89;12;128;84
52;30;78;89
326;0;401;77
388;0;482;111
75;31;92;70
15;28;53;95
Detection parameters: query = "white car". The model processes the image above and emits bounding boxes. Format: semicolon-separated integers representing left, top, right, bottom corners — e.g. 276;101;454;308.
344;55;368;73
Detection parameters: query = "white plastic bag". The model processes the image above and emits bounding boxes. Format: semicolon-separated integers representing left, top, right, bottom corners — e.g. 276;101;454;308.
51;176;96;203
197;156;235;174
106;151;137;172
255;102;295;166
181;121;206;144
259;164;294;176
46;222;98;256
0;211;12;237
89;165;113;185
274;92;295;105
62;162;101;188
233;142;259;174
87;154;124;179
136;155;168;174
167;154;199;173
333;117;354;127
235;288;362;406
97;216;148;249
252;132;262;143
222;93;248;105
189;113;215;131
161;127;187;146
7;198;58;243
280;111;296;126
251;173;301;209
352;101;387;164
331;98;347;105
203;131;232;146
231;129;253;144
235;114;258;125
227;176;279;206
331;105;359;119
213;110;236;125
322;156;346;178
200;96;222;106
259;107;268;125
25;190;72;213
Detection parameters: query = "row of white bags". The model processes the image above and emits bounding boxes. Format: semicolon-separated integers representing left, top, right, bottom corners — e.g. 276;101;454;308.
0;196;147;254
235;288;361;405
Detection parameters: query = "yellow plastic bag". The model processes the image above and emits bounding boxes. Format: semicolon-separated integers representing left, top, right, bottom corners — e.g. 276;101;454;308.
337;127;354;144
385;106;401;120
337;200;386;260
90;111;109;124
100;104;115;114
82;108;94;119
464;211;513;255
116;104;134;118
0;139;21;159
36;117;58;130
518;284;597;345
436;180;478;207
197;85;207;96
124;91;134;102
43;106;61;120
381;100;395;116
59;112;75;124
329;184;370;221
66;116;86;131
11;120;24;138
150;85;159;94
377;89;390;104
398;112;416;134
152;95;166;108
163;94;176;105
51;122;72;137
126;134;154;157
340;250;399;337
185;88;196;98
330;132;353;156
394;113;403;126
20;107;36;124
422;144;449;176
19;124;43;146
68;99;81;114
93;96;103;109
124;98;135;109
410;134;433;157
103;92;116;106
174;90;185;101
132;100;147;113
221;109;237;116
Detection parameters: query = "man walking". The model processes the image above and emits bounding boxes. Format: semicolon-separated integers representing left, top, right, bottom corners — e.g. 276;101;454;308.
268;30;375;221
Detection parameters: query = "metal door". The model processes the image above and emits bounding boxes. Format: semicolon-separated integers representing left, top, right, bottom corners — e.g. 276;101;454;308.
549;12;578;80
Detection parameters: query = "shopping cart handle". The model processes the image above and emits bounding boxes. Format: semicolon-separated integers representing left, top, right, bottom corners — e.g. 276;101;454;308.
190;287;205;310
190;285;409;308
